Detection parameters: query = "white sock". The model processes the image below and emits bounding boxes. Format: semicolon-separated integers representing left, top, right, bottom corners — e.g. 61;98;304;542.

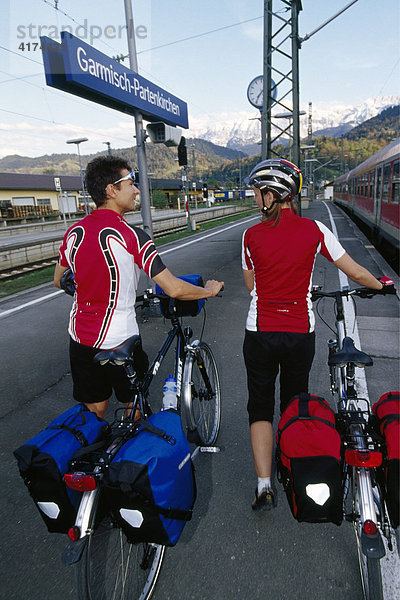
257;477;271;494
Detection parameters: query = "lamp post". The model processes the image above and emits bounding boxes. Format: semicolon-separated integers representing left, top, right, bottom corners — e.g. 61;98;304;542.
66;137;88;214
103;141;112;156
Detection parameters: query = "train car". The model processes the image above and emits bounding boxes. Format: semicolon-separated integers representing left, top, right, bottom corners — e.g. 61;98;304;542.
333;138;400;252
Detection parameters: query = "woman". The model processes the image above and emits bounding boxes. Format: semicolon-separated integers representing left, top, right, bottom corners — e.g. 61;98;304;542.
241;158;390;510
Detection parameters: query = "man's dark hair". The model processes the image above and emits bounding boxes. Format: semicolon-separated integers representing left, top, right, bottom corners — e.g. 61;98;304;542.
85;156;132;207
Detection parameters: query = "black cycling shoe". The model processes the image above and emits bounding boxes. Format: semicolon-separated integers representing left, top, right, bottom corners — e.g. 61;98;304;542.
251;487;277;511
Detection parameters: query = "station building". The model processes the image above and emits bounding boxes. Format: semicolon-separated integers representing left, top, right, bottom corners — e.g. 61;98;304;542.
0;172;187;224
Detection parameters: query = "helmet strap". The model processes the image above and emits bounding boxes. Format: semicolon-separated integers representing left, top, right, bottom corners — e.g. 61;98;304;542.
261;190;277;214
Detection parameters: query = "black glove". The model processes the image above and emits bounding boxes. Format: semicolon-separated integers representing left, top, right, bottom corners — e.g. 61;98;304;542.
60;268;76;297
377;276;396;295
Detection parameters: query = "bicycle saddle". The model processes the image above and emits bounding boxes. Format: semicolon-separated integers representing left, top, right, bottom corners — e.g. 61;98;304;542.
93;335;142;366
328;336;373;367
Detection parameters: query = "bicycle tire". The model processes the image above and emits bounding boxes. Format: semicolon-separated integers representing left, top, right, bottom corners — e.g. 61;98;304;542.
355;528;384;600
351;474;384;600
75;514;165;600
182;341;221;446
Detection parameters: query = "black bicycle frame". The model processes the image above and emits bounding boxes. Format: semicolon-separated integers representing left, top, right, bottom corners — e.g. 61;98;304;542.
141;316;187;398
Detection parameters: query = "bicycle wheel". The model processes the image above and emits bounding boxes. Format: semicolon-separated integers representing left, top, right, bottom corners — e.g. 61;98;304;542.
76;514;165;600
182;341;221;446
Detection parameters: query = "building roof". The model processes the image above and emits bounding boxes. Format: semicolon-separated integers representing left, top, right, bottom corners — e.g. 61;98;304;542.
0;172;82;191
0;172;183;192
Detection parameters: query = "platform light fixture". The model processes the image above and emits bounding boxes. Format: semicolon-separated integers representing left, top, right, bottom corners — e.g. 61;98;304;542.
66;137;88;214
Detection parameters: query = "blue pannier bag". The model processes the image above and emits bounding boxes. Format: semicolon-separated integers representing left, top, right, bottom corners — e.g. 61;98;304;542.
103;410;196;546
156;274;205;318
14;404;108;533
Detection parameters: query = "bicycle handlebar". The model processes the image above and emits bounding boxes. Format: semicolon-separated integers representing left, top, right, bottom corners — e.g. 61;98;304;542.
311;281;396;302
135;286;224;307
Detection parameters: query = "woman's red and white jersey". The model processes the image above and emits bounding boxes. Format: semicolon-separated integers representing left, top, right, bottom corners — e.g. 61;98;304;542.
59;209;165;349
241;209;345;333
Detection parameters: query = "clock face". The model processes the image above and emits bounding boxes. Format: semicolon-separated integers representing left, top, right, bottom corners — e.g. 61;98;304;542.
247;76;264;108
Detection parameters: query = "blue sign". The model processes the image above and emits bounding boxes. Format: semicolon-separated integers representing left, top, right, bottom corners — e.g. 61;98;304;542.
40;32;188;128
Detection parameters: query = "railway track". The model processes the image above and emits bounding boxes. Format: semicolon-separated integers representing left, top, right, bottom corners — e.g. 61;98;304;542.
0;221;199;282
0;258;58;281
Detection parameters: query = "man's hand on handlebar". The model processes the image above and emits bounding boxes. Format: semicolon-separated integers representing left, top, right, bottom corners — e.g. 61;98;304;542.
60;268;76;297
204;279;224;297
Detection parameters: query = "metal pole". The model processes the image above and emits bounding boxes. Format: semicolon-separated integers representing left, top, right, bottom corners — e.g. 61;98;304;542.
261;0;273;160
291;0;301;215
124;0;153;238
76;144;88;215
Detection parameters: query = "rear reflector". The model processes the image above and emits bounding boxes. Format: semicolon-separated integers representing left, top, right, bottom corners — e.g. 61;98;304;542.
363;520;377;536
64;472;96;491
345;449;382;468
68;525;81;542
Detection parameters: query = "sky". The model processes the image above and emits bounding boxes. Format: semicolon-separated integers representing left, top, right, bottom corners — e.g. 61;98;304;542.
0;0;399;159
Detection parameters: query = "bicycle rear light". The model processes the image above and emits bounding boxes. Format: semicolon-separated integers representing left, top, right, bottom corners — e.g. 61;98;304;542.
345;449;382;468
363;520;377;536
64;472;96;491
68;525;81;542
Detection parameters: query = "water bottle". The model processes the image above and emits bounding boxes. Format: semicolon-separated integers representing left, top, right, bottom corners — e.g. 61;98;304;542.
162;375;178;410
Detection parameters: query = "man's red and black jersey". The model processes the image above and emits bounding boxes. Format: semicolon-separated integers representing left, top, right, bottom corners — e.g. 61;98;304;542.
241;209;345;333
59;209;165;349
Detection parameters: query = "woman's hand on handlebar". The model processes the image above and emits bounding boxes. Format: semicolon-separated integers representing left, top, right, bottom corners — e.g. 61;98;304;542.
204;279;224;297
377;276;396;295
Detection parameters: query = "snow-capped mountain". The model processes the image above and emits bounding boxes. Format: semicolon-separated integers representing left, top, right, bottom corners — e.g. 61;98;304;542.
188;96;399;153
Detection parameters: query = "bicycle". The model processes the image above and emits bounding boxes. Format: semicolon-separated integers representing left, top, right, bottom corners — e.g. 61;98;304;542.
62;282;222;600
311;284;397;600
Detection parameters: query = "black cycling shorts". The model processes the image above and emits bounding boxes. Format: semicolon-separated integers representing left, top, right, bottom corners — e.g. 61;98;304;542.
243;329;315;425
69;337;149;404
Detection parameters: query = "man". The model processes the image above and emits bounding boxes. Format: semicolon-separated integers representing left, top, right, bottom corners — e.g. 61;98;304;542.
54;155;223;418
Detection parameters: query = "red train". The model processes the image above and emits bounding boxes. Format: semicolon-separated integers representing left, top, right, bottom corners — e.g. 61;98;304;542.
333;138;400;252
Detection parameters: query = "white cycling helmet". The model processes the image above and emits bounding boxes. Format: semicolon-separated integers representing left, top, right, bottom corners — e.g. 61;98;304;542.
245;158;303;202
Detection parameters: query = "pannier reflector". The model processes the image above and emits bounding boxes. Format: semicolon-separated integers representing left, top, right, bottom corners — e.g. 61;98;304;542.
345;449;382;468
37;502;60;519
305;483;330;506
120;508;144;528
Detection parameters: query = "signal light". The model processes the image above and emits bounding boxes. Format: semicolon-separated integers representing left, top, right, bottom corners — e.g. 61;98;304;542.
68;525;81;542
178;137;188;166
363;520;377;536
64;472;96;491
345;449;382;468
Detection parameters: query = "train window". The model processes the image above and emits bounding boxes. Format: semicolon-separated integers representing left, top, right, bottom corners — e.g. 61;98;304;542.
382;164;391;202
369;171;374;198
392;161;400;204
376;167;382;200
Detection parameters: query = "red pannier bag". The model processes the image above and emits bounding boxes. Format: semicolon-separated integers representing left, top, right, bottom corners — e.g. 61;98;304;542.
372;391;400;528
276;393;343;525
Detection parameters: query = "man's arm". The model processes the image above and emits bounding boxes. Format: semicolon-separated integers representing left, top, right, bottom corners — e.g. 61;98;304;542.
54;263;68;288
243;269;255;293
334;253;383;290
152;268;223;299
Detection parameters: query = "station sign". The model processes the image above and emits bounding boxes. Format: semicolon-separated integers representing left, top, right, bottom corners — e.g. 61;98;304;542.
40;32;188;128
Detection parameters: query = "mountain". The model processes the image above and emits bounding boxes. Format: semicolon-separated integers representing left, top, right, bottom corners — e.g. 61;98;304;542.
188;96;400;154
0;138;245;178
0;97;397;185
204;105;400;187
